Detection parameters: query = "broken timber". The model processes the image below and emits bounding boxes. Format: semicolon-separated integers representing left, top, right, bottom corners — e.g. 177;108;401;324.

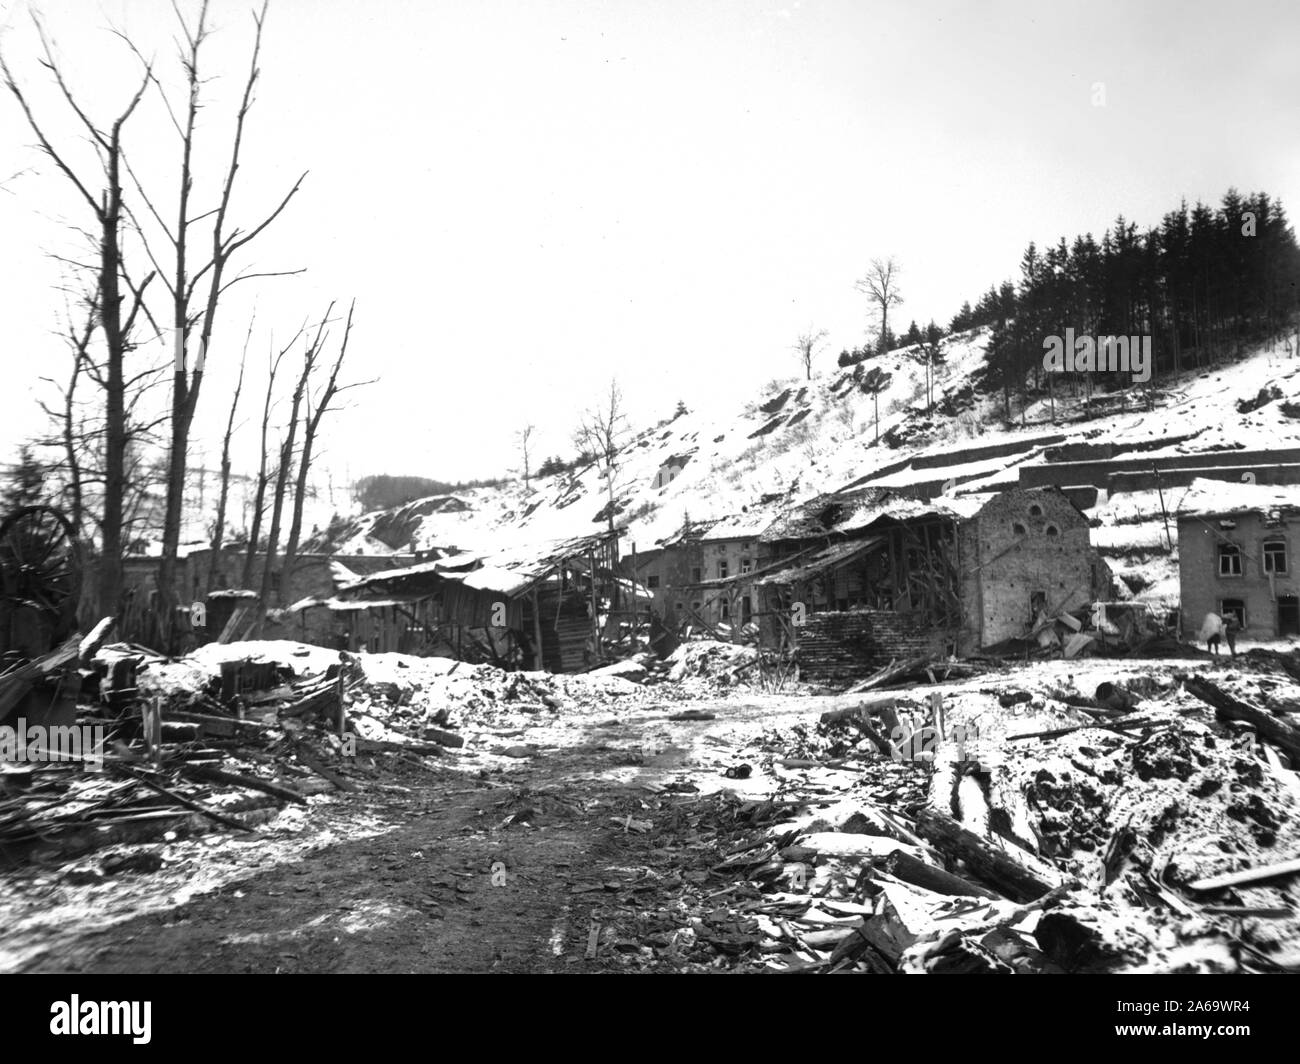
1182;674;1300;760
1188;856;1300;893
877;848;1002;899
913;808;1062;902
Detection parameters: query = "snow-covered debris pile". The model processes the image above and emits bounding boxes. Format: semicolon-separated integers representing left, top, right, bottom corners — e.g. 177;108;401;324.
666;641;759;686
343;651;654;746
135;640;339;700
659;659;1300;973
345;654;560;745
587;657;650;684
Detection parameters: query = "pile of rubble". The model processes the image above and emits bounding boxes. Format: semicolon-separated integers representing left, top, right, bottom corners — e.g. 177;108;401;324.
595;661;1300;973
664;641;760;688
1;633;688;867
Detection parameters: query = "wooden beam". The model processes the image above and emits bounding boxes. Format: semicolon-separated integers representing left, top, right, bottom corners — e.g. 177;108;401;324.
532;586;546;672
913;807;1062;902
1182;674;1300;760
588;549;600;663
1189;857;1300;892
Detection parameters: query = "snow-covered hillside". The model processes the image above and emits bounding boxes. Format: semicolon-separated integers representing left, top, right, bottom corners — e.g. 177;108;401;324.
316;328;1300;609
318;328;997;556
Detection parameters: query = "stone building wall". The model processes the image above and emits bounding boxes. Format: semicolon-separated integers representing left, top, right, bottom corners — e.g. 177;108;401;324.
1178;511;1300;637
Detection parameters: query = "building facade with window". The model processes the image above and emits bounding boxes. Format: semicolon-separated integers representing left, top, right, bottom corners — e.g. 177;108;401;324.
1177;480;1300;639
628;512;770;630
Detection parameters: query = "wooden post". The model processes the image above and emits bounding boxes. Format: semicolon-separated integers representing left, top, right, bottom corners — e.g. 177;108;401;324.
588;548;600;663
337;669;346;740
1153;466;1172;552
630;541;638;651
532;585;545;672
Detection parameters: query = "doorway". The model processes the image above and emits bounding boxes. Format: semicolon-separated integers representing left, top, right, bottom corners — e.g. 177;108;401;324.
1278;595;1300;637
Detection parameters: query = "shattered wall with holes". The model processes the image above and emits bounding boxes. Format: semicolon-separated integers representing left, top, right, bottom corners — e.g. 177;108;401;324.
957;487;1111;652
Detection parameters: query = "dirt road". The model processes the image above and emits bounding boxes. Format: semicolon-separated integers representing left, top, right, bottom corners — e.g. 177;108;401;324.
1;692;821;974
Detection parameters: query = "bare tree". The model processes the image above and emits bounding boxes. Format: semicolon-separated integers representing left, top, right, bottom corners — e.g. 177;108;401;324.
574;379;628;537
37;299;97;535
127;1;307;645
242;331;299;587
2;26;156;619
906;344;936;412
207;317;253;591
516;424;535;488
577;379;626;515
858;365;892;444
793;327;829;380
38;296;170;616
282;302;368;595
855;257;904;354
4;2;303;639
257;310;332;611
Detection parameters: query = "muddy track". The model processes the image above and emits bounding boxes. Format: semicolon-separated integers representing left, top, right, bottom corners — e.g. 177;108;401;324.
8;742;707;974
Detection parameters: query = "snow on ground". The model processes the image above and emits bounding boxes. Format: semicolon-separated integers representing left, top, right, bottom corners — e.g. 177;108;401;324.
313;332;1300;632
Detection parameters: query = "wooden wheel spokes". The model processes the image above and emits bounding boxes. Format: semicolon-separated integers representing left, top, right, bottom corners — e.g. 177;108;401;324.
0;505;79;617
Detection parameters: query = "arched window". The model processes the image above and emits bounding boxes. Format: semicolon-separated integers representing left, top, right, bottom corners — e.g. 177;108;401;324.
1029;504;1043;518
1046;525;1059;537
1012;522;1026;535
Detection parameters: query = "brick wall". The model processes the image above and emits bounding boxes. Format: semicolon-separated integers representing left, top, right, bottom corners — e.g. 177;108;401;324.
798;608;953;682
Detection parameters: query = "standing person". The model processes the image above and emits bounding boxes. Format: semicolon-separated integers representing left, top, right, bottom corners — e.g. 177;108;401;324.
1223;613;1239;658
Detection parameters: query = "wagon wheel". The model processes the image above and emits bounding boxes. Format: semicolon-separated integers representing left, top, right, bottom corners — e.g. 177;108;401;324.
0;505;82;647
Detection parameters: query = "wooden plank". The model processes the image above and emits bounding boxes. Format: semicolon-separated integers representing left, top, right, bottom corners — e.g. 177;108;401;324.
115;768;254;833
879;849;1002;899
292;740;357;792
1188;856;1300;892
217;604;250;644
1182;674;1300;760
181;764;308;805
0;637;80;721
913;807;1062;902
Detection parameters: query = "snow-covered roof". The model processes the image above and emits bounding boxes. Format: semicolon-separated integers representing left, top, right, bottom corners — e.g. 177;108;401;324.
1177;477;1300;518
835;492;984;532
698;510;772;542
459;564;536;596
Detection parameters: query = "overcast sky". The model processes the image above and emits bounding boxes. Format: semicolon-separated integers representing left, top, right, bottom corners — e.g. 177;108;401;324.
1;0;1297;489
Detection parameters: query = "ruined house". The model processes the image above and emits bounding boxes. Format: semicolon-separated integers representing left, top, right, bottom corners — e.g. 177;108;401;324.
749;486;1110;679
956;486;1112;650
633;511;769;633
120;546;420;648
287;532;629;671
1177;478;1300;638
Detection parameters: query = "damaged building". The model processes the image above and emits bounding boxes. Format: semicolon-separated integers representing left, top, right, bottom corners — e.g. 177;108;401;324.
288;532;638;672
120;546;424;648
638;486;1111;680
1178;478;1300;638
635;512;769;633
